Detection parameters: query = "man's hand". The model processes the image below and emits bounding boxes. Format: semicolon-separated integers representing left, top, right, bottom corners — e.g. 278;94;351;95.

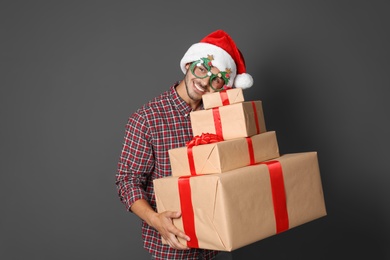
151;211;190;250
130;199;190;250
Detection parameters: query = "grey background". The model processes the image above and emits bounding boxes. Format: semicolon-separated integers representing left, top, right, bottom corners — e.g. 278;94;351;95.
1;1;389;259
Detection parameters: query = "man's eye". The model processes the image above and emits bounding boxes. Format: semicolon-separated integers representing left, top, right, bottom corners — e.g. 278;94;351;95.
214;78;222;84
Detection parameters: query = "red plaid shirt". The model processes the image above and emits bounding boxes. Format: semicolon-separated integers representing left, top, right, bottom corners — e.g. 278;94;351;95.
116;83;219;260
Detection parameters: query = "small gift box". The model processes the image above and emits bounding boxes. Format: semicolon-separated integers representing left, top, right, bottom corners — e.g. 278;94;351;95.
202;88;245;109
190;101;266;141
169;131;280;177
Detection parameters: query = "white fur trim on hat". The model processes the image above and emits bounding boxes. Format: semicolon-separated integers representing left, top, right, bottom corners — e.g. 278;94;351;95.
180;42;237;87
234;73;254;89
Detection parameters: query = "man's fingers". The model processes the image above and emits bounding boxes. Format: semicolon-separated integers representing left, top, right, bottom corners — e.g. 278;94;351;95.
174;229;190;242
164;211;181;219
159;211;191;249
166;234;189;250
163;212;190;242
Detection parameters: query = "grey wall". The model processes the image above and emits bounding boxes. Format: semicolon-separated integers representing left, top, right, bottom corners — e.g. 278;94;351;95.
1;1;389;259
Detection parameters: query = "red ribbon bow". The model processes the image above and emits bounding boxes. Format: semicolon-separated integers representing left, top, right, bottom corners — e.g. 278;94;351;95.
186;133;224;148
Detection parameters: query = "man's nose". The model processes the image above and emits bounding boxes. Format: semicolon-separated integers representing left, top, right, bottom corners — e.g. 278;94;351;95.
199;76;211;88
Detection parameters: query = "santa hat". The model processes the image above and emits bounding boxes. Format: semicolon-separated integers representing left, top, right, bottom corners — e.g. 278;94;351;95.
180;30;253;89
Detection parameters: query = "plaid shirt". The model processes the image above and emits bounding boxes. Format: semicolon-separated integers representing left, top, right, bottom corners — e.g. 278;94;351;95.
116;83;219;260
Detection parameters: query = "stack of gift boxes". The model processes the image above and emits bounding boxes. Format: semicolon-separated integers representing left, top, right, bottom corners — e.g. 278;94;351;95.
154;88;327;251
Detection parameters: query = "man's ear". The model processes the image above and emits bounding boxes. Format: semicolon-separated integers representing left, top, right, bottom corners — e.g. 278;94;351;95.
185;63;190;70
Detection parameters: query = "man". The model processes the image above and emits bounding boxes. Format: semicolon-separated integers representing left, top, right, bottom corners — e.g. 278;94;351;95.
116;30;253;260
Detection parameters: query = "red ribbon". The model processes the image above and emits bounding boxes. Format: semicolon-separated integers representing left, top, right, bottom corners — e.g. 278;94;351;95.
187;146;197;176
251;101;260;134
260;160;289;233
219;90;230;106
186;133;223;148
246;137;256;165
178;176;199;248
212;107;223;139
186;133;224;175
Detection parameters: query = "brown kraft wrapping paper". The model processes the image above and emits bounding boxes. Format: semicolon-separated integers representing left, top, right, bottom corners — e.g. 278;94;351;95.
153;152;327;251
202;88;245;109
190;101;266;141
169;131;280;177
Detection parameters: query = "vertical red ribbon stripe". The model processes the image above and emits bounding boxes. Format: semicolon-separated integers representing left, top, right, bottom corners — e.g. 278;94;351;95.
251;101;260;134
186;147;197;176
219;90;230;106
178;176;199;248
261;160;289;233
246;137;256;165
212;107;223;139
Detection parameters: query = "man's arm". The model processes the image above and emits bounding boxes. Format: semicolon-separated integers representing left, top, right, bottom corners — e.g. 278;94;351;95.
117;114;190;250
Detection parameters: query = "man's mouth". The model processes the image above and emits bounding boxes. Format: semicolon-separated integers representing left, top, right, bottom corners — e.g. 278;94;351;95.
194;82;206;93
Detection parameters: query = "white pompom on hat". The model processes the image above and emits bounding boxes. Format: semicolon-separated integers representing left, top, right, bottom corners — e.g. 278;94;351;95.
180;30;253;89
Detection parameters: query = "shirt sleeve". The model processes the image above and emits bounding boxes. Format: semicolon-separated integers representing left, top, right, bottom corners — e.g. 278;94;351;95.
116;111;154;211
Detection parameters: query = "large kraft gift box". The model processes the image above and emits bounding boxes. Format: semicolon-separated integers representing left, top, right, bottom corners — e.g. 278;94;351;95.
190;101;266;140
169;131;280;177
154;152;327;251
202;88;244;109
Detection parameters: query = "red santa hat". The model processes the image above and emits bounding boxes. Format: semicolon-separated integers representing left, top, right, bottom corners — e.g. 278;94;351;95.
180;30;253;89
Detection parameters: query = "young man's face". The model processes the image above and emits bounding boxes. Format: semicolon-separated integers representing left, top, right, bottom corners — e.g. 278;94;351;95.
183;62;224;102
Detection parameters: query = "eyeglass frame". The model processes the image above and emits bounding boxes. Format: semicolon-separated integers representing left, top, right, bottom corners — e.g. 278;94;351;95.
189;57;231;92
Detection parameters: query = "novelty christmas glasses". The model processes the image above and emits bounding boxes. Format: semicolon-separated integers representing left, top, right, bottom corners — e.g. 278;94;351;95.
189;57;231;91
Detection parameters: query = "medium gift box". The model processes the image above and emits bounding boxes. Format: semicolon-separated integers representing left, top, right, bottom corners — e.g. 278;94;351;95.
169;131;280;177
154;152;327;251
202;88;245;110
190;100;266;140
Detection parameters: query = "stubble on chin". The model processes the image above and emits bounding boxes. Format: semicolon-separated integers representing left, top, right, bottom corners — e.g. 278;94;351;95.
184;76;202;102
